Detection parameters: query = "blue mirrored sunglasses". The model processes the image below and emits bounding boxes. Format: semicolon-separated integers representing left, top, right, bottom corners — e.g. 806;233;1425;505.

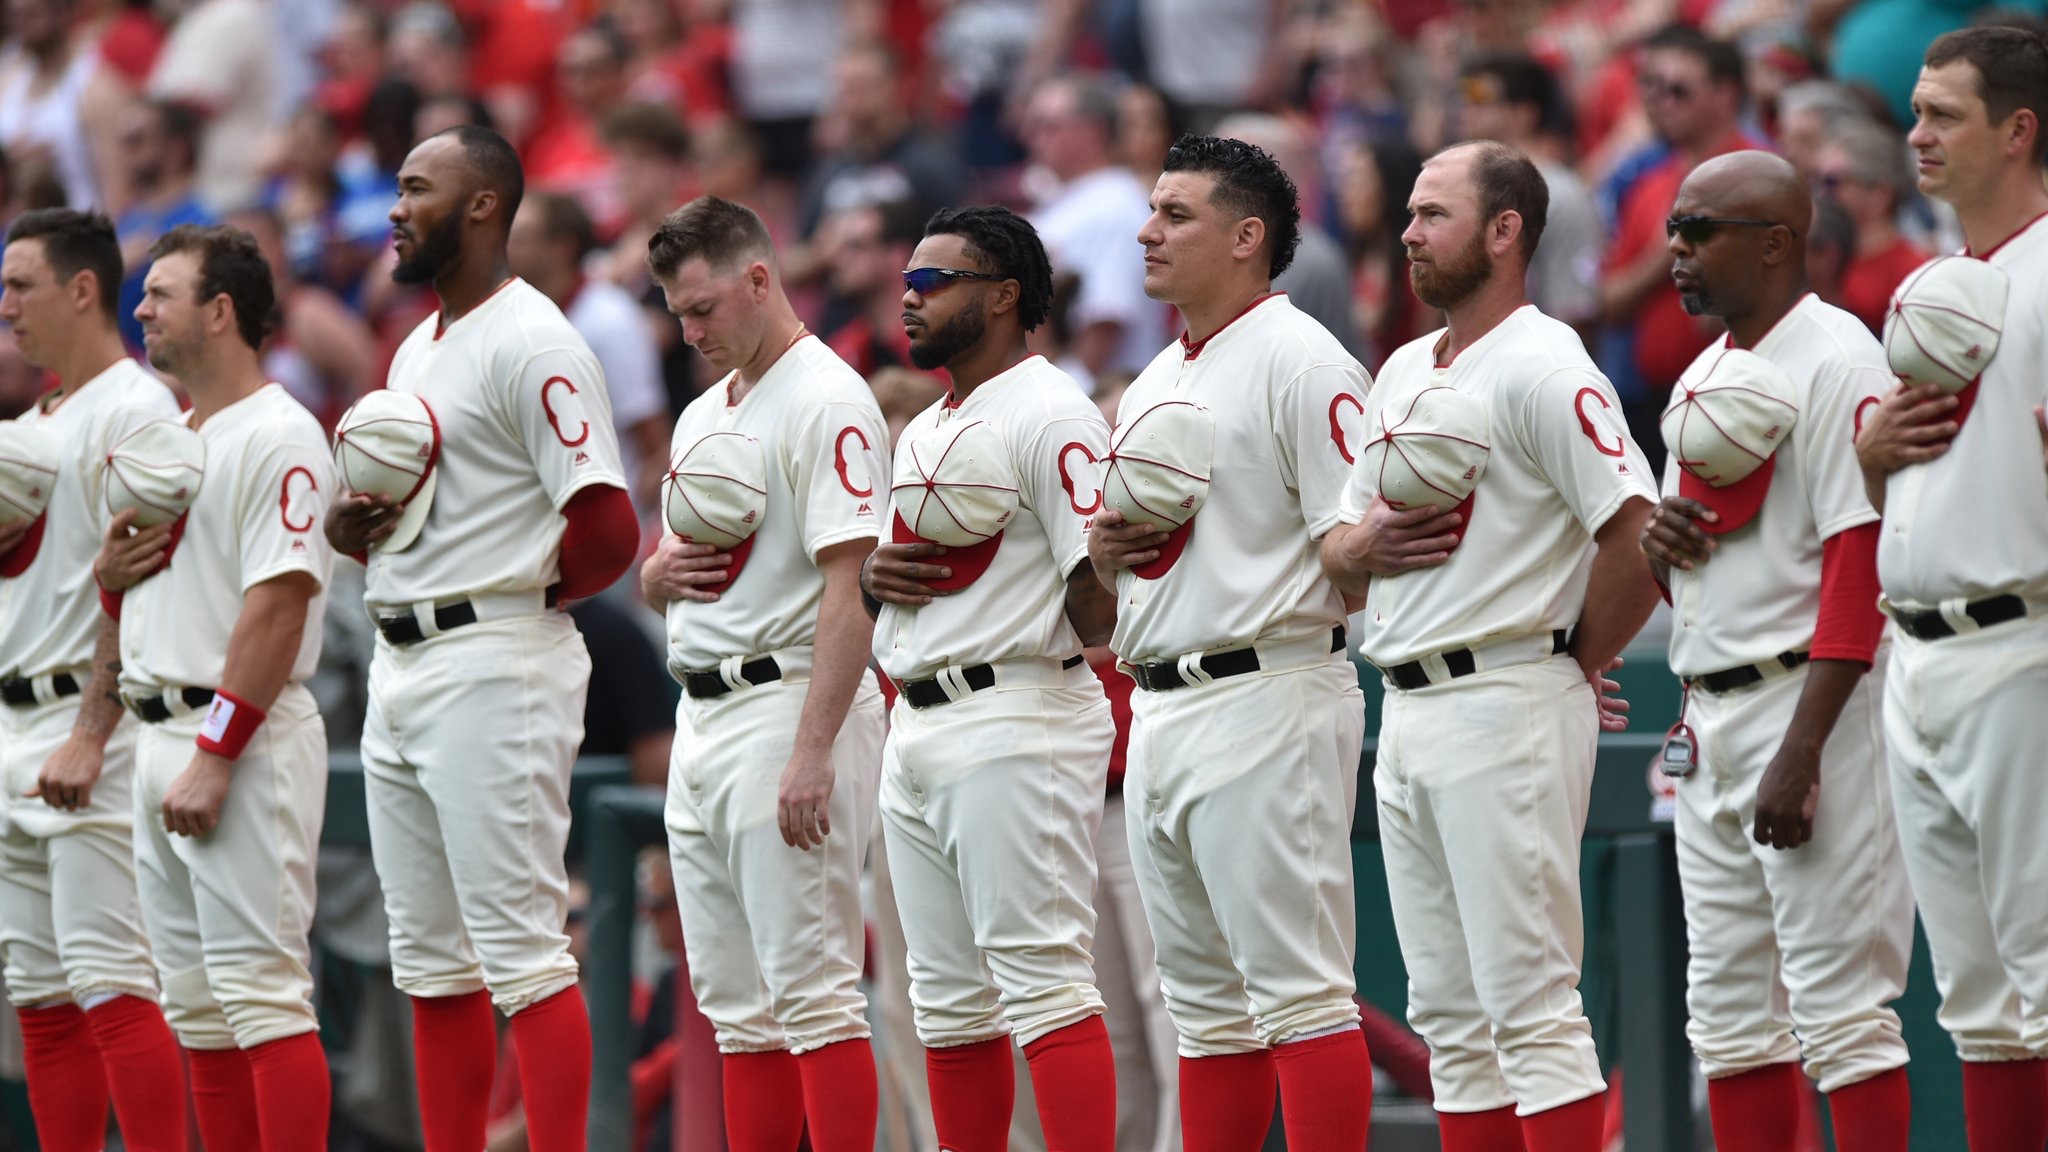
902;267;1004;295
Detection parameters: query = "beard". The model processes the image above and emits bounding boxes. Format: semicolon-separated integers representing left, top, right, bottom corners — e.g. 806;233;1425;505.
1678;283;1713;316
907;304;988;371
1408;229;1494;310
392;212;465;286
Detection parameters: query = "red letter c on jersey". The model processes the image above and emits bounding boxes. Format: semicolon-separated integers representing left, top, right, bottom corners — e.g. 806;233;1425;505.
1058;442;1103;514
834;427;875;497
280;466;318;532
542;376;590;447
1574;388;1627;458
1328;393;1365;464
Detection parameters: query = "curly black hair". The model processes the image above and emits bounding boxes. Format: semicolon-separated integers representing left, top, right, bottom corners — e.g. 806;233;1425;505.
922;205;1055;332
1162;134;1302;280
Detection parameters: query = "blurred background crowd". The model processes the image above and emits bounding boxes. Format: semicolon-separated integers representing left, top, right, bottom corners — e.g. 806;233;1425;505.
0;0;2042;1148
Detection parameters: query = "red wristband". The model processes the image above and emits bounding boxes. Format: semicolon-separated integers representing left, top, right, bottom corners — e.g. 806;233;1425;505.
98;584;124;620
195;689;266;760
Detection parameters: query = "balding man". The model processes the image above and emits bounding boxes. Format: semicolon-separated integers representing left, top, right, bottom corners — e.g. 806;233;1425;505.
1641;151;1914;1152
1323;140;1660;1151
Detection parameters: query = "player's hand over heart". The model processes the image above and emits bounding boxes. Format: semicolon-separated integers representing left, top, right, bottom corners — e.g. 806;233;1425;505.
0;514;30;557
1086;509;1169;591
777;751;835;851
1335;499;1462;577
324;492;399;554
163;751;234;838
1639;497;1718;572
1585;656;1629;733
30;735;106;811
642;535;732;604
1754;740;1820;850
1855;382;1959;475
94;509;172;592
862;543;953;605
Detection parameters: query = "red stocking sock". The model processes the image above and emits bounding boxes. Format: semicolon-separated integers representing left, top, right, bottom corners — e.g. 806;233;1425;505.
85;995;187;1151
1963;1059;2048;1152
1705;1063;1803;1152
17;1003;110;1152
509;987;591;1151
724;1050;805;1152
1827;1066;1910;1152
1274;1028;1373;1152
1181;1049;1278;1152
1521;1091;1607;1152
246;1032;329;1151
796;1037;880;1152
1439;1104;1527;1152
1023;1016;1117;1152
187;1046;262;1152
925;1036;1015;1152
411;990;497;1152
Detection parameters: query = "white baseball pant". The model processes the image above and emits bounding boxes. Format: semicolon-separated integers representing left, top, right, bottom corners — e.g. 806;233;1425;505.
1676;658;1913;1092
361;614;588;1016
880;665;1112;1048
132;685;325;1049
1374;655;1606;1115
1883;615;2048;1061
1124;652;1365;1055
0;694;156;1008
665;665;884;1054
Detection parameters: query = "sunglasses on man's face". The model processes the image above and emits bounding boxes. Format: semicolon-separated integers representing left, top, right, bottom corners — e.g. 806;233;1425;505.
1664;215;1789;244
902;267;1004;295
1639;77;1696;103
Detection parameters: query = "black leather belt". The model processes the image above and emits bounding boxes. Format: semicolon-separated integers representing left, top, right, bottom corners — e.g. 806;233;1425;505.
376;587;561;646
1382;630;1569;691
1687;650;1810;695
126;687;216;724
1129;628;1345;693
902;655;1087;709
1;673;80;708
683;657;782;699
1891;594;2027;641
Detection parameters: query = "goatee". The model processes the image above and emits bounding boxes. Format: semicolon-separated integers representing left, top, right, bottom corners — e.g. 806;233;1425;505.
908;305;988;371
392;213;465;286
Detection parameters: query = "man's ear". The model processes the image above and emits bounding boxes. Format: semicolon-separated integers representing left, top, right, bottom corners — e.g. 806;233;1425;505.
989;276;1020;318
1231;216;1268;265
67;269;99;316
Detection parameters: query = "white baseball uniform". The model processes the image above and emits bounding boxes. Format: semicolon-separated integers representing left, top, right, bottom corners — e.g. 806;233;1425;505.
874;355;1116;1049
0;361;176;1011
1662;297;1912;1093
1346;305;1654;1115
117;383;334;1050
1110;294;1369;1056
360;277;625;1016
662;334;888;1054
1876;219;2048;1062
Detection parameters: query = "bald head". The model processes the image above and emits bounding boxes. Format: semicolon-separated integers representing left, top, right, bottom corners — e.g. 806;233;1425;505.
1678;151;1811;236
1668;150;1813;333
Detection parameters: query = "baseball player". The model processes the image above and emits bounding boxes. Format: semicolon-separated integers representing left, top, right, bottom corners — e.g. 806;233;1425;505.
861;205;1119;1151
95;224;335;1149
1641;152;1913;1152
1321;141;1660;1152
0;209;186;1150
642;195;888;1152
1854;28;2048;1151
322;126;638;1152
1086;135;1375;1151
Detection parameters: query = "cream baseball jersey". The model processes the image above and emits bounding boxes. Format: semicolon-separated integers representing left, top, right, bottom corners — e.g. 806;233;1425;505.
0;360;177;678
119;384;335;692
1108;294;1369;663
664;335;888;670
365;278;627;607
874;356;1109;679
1664;296;1889;677
1345;305;1656;668
1877;217;2048;608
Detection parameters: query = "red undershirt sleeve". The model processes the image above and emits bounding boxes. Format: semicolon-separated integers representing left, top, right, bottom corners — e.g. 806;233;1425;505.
556;484;639;602
1813;521;1884;665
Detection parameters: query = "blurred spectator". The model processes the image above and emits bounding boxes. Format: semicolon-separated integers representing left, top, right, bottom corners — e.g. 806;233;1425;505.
567;596;674;788
1139;0;1288;130
1332;134;1425;367
509;191;672;512
1457;52;1604;339
114;98;213;351
81;0;167;90
870;364;948;448
265;103;386;300
146;0;281;211
387;1;469;106
1023;73;1163;385
1824;0;2038;129
1806;194;1856;313
926;0;1044;177
1116;81;1180;187
229;205;382;425
1816;119;1929;335
455;0;573;150
1306;5;1410;153
1774;80;1868;181
692;114;765;206
797;42;965;246
527;20;632;228
416;92;495;143
311;2;385;142
613;0;731;127
598;102;692;288
731;0;842;180
1216;111;1364;358
818;198;922;379
0;0;120;210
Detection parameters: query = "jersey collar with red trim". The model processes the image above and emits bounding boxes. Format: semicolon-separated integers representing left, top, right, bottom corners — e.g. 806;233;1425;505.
1180;292;1284;361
